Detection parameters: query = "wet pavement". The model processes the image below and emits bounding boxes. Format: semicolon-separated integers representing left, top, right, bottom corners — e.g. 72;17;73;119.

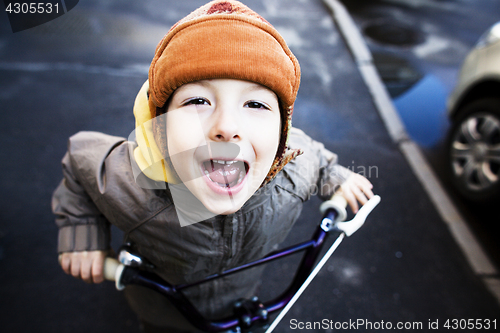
339;0;500;274
340;0;500;148
1;1;499;332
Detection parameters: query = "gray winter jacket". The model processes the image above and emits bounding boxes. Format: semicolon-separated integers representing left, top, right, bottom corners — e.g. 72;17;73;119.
52;127;351;325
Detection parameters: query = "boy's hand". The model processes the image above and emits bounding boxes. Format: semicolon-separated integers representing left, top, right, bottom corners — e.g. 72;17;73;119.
59;250;107;284
340;173;374;214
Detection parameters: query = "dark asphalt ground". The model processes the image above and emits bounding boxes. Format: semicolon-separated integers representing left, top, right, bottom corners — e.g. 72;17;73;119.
0;1;499;332
339;0;500;276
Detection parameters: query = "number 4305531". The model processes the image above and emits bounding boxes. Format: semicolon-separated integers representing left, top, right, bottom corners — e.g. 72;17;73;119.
5;2;59;14
444;319;497;330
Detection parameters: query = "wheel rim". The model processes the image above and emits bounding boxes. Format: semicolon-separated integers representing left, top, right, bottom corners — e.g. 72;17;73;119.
451;113;500;192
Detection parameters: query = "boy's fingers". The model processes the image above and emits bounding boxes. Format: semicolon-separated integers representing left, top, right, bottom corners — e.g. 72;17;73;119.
60;253;71;274
351;174;374;202
358;179;374;199
80;256;93;283
351;185;368;207
359;176;373;189
342;188;359;214
70;257;81;279
59;251;107;283
92;253;105;284
363;186;375;199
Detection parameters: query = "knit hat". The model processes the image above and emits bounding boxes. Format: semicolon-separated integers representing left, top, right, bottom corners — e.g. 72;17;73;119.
134;0;302;185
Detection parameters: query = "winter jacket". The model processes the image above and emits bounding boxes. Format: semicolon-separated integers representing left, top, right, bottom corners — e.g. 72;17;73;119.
52;127;351;326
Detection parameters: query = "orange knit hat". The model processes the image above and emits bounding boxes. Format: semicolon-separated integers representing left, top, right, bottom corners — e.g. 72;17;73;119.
147;0;302;185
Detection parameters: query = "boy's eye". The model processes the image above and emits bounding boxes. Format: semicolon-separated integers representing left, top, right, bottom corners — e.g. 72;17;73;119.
183;97;210;106
245;101;270;110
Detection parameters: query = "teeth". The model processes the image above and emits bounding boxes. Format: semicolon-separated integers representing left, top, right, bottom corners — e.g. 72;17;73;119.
204;169;213;182
212;159;238;165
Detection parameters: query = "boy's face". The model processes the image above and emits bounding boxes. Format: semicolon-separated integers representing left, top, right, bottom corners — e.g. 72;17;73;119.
165;79;281;215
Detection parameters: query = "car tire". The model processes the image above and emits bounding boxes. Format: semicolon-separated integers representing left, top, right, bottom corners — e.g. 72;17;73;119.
446;98;500;202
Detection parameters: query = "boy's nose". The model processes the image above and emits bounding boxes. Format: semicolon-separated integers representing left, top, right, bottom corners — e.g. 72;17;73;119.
208;107;241;142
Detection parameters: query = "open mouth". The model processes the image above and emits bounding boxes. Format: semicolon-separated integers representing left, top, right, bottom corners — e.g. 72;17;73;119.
201;159;249;189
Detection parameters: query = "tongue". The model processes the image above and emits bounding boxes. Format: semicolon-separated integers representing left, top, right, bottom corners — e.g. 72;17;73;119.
205;161;242;185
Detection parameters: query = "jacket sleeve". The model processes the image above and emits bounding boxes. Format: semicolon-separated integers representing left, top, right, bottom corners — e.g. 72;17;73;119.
51;132;124;253
286;127;353;201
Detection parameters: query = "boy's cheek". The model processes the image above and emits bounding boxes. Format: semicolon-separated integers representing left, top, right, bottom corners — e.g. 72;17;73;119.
248;160;268;186
166;112;207;153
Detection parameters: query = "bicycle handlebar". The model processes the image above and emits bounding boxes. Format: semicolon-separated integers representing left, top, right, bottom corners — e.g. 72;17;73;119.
102;193;380;332
104;257;126;290
102;192;350;283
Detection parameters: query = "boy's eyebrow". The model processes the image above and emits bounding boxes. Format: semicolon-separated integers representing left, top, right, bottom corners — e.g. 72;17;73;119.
194;80;213;88
243;84;278;98
182;80;212;89
173;80;212;96
181;79;276;99
197;79;265;91
244;84;265;92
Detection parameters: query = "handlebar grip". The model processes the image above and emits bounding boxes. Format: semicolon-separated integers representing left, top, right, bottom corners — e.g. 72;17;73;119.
329;193;348;209
104;257;126;290
319;192;348;222
104;257;119;281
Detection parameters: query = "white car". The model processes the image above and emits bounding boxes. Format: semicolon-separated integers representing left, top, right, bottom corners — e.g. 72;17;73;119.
447;22;500;202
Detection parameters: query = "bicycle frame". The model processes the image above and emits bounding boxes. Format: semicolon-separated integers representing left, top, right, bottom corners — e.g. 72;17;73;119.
107;195;380;332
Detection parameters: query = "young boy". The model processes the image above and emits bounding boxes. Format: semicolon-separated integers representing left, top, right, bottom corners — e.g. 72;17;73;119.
53;1;374;332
